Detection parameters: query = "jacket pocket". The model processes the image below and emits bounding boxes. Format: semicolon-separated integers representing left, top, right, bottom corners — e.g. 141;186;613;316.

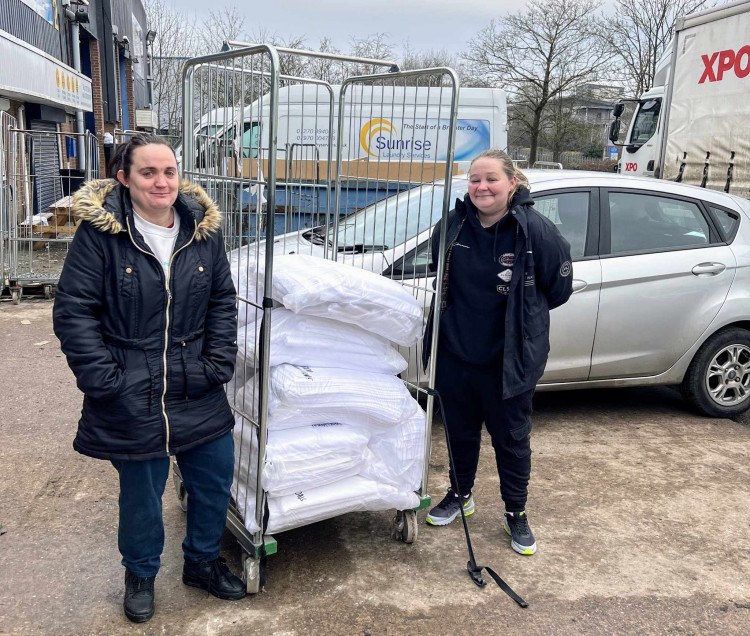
180;340;217;399
524;313;550;340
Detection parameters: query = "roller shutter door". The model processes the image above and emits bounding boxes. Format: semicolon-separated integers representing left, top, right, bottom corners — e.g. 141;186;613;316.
29;120;62;216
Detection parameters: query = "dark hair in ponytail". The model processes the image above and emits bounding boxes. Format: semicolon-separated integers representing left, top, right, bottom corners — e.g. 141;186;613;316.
106;142;129;178
112;134;176;179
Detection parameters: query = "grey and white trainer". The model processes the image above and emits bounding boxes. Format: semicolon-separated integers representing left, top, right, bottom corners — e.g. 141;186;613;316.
426;488;474;526
504;511;537;555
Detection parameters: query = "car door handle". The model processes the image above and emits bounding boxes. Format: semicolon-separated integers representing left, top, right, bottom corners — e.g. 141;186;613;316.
691;262;726;276
572;279;587;293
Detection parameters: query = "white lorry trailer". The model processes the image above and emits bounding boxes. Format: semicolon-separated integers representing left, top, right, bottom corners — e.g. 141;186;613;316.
609;0;750;197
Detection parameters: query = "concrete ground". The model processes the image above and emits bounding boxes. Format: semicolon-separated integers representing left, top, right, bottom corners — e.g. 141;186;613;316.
0;299;748;636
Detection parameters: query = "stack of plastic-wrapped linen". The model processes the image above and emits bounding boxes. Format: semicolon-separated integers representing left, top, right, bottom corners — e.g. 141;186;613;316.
228;253;426;534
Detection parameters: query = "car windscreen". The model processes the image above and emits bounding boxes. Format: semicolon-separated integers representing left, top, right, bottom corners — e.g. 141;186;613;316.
331;181;469;250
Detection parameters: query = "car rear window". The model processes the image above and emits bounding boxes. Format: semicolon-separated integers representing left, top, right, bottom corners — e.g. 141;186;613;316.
707;205;741;242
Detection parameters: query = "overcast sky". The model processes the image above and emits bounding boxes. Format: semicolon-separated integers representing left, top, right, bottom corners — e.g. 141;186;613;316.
175;0;525;57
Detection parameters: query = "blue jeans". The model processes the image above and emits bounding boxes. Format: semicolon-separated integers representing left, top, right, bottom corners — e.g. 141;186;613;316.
111;432;234;578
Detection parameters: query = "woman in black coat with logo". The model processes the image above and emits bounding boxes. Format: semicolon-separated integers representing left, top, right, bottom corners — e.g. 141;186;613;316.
424;149;573;556
53;134;244;623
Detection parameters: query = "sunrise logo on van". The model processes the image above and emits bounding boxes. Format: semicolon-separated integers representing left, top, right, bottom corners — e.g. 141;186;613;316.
360;118;397;157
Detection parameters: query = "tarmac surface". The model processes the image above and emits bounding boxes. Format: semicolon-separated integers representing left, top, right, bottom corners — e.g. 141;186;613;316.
0;298;748;635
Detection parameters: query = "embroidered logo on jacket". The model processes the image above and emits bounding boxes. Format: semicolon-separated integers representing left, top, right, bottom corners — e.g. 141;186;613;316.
499;253;514;266
497;269;513;283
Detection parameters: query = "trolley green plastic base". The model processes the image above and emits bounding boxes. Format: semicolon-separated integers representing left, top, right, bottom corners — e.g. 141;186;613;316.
415;495;432;511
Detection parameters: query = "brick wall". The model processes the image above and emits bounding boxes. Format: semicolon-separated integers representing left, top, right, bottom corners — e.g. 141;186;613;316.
89;38;107;175
125;57;135;130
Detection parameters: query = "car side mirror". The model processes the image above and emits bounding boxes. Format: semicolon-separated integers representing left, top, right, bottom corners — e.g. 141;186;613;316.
613;102;625;118
609;120;621;144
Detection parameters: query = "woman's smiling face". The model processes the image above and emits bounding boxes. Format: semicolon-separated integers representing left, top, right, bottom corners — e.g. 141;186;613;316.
468;157;517;218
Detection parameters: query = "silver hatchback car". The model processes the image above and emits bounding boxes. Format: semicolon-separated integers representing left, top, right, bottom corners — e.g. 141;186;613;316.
271;170;750;417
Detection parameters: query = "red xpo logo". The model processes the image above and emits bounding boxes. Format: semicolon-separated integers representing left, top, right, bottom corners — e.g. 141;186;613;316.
699;46;750;83
624;162;638;172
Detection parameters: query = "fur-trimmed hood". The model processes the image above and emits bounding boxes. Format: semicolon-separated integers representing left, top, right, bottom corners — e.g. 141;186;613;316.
72;178;222;241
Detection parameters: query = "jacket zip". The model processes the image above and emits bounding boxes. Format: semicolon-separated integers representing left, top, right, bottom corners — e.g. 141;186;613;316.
126;217;198;454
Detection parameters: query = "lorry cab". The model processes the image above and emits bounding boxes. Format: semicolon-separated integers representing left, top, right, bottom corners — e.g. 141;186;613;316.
618;88;665;178
610;44;672;179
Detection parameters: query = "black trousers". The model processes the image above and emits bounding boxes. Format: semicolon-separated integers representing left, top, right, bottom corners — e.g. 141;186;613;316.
435;349;534;512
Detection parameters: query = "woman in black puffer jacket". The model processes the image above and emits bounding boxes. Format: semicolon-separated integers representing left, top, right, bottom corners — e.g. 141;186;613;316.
54;134;245;623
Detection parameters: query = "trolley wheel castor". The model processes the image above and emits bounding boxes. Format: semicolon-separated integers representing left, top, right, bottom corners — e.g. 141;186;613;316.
11;289;20;305
393;509;418;544
43;285;52;300
243;554;262;594
172;470;188;512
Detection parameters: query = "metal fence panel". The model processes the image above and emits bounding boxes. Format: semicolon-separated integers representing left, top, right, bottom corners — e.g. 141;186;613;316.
332;70;460;499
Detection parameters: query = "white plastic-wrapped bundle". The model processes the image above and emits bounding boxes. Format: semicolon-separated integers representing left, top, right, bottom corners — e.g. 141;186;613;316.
360;407;427;492
236;475;421;534
237;309;407;375
229;251;423;346
235;364;420;431
232;419;371;498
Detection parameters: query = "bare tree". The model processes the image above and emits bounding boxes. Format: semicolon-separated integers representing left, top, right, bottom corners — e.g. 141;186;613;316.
601;0;710;95
146;0;199;135
540;94;593;161
398;45;474;86
348;33;396;76
198;7;246;55
463;0;608;164
305;37;347;84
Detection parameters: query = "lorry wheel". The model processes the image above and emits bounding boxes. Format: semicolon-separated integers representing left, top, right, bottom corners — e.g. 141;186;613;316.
681;328;750;417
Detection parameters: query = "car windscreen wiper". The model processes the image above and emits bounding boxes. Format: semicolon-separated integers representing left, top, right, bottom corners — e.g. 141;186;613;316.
302;226;330;246
337;243;389;254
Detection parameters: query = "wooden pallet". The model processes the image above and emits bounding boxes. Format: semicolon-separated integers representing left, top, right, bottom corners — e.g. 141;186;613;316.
25;197;80;248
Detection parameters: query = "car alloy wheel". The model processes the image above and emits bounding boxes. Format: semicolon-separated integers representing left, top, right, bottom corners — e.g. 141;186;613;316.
681;327;750;417
704;343;750;407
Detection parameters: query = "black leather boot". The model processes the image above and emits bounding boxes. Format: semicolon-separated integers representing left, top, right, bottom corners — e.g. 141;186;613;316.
182;557;246;600
123;569;155;623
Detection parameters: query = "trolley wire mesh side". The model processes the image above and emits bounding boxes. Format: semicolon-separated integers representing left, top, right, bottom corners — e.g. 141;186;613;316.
333;69;461;500
0;111;19;291
182;45;283;580
4;129;99;301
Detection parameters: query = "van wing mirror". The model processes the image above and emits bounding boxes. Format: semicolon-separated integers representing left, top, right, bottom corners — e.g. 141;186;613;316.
613;102;625;118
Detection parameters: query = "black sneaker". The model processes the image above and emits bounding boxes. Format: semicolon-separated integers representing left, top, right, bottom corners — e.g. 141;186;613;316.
426;488;474;526
123;569;155;623
183;557;246;600
504;511;537;555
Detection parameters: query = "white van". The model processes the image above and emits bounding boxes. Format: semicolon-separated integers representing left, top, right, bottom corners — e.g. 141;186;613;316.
190;85;506;180
184;85;505;224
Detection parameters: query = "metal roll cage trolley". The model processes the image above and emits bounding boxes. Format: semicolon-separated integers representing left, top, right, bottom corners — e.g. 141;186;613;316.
173;42;459;594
